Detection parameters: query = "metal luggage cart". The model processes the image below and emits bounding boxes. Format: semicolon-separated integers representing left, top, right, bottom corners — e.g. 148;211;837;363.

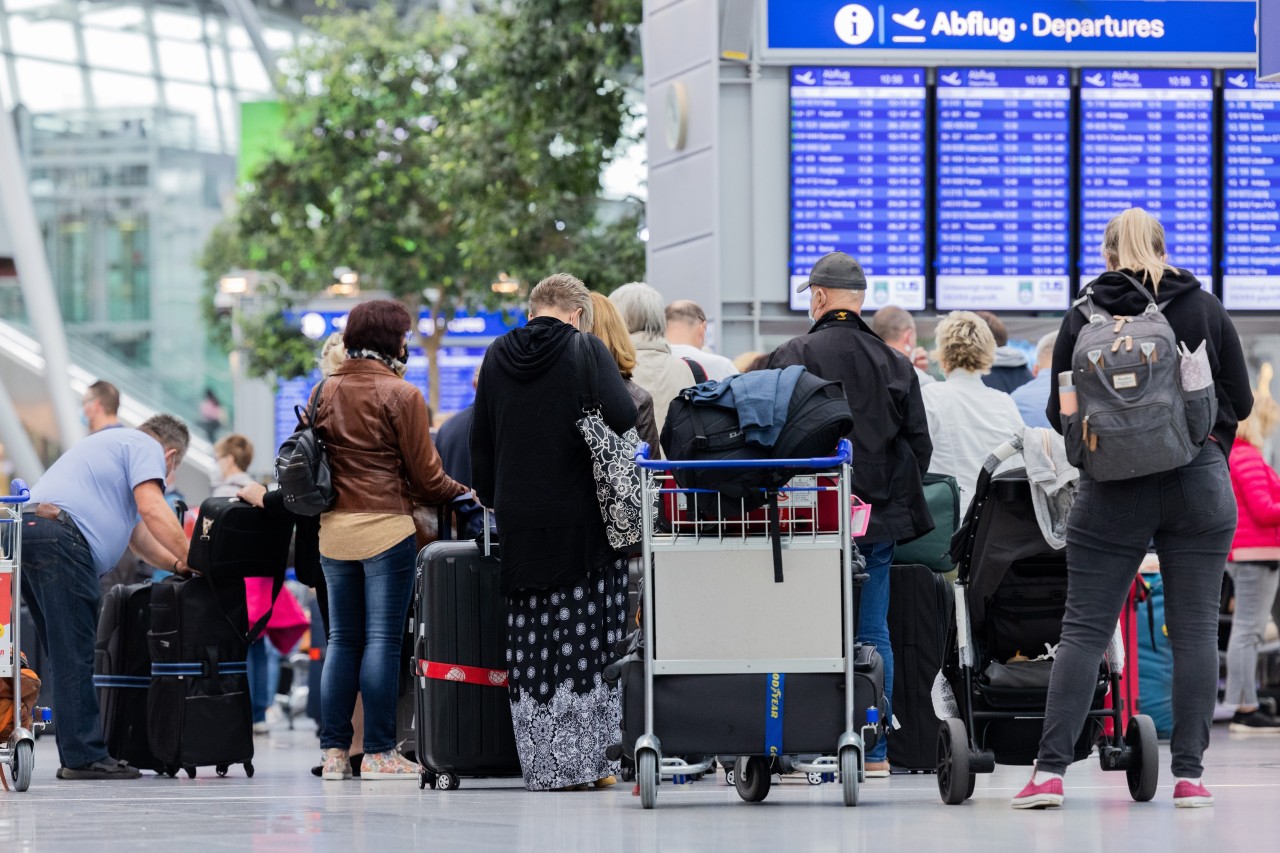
1;479;48;792
630;439;877;809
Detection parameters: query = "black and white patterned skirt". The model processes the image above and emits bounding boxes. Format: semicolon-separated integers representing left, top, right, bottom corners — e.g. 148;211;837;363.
506;555;627;791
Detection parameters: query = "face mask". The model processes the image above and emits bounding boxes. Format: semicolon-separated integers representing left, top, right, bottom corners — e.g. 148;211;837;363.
80;412;90;428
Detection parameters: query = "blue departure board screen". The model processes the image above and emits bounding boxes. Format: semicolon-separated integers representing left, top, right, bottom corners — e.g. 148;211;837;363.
790;66;927;312
935;67;1071;311
1224;71;1280;310
1079;69;1215;281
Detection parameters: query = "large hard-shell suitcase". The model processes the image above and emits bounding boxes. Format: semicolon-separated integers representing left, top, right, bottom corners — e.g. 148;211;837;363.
93;583;160;770
619;643;886;758
887;564;954;771
412;538;521;790
146;575;257;777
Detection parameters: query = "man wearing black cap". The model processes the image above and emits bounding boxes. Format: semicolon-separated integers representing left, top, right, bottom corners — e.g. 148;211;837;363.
768;251;934;777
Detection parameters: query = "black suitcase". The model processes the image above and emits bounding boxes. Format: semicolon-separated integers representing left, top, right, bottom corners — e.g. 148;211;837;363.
145;574;261;778
186;497;293;578
93;583;160;770
887;564;954;771
412;537;521;790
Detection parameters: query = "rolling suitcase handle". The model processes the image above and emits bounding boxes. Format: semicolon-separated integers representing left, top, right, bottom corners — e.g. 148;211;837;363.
436;499;495;558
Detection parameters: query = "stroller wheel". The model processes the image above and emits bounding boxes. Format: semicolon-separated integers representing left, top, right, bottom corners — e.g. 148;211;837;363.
937;718;971;805
1125;715;1159;802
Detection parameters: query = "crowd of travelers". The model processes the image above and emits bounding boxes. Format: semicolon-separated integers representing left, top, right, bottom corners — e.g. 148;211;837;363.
13;208;1279;809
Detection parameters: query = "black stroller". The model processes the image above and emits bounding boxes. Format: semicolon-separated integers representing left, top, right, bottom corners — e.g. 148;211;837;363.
934;438;1159;805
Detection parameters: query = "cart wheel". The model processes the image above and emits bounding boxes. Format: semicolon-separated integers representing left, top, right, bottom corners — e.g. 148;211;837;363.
434;772;460;791
244;762;255;779
937;718;971;805
1125;715;1159;802
163;766;178;778
620;763;635;783
184;766;197;779
723;767;734;786
840;746;859;806
734;756;771;803
216;765;229;778
637;749;658;810
12;740;33;792
807;772;824;786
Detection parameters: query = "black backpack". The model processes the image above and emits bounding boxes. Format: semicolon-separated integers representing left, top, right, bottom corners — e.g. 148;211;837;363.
274;378;334;517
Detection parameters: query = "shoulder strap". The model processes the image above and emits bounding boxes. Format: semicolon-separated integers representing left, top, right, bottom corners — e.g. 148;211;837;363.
1073;288;1110;324
574;334;600;413
683;357;708;384
301;377;329;428
1116;271;1161;313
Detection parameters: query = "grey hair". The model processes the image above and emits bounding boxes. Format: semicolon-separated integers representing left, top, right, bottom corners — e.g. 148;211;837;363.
139;414;191;459
870;305;915;341
610;282;666;337
529;273;593;331
1035;331;1058;368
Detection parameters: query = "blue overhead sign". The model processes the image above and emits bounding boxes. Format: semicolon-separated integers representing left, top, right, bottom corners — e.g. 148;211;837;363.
1262;0;1280;80
766;1;1258;55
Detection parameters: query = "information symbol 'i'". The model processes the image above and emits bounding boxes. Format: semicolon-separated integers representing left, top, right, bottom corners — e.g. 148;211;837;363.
835;4;875;45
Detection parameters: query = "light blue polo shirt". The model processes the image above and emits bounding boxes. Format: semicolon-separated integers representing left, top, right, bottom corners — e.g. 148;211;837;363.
30;428;168;575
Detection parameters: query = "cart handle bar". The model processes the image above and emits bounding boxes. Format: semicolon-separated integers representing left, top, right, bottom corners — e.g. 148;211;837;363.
634;438;852;471
0;478;30;504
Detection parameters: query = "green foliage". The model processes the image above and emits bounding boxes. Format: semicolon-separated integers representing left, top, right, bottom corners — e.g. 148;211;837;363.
201;0;646;392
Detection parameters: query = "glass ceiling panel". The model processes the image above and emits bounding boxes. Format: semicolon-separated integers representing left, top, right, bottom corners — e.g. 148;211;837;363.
82;27;154;75
13;57;86;111
91;69;159;109
8;15;80;62
157;38;211;83
151;8;203;41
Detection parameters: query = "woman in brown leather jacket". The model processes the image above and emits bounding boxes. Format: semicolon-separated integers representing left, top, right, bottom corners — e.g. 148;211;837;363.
309;300;467;781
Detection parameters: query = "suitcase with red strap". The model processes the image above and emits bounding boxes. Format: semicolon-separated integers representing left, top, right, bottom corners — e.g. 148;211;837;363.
1104;576;1148;737
411;519;521;790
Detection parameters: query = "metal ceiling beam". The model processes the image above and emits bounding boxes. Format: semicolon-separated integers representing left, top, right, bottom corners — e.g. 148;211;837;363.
218;0;281;95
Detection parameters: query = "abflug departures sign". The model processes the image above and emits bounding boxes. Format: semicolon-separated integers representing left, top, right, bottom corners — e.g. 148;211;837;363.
935;67;1071;312
790;66;928;312
765;1;1257;55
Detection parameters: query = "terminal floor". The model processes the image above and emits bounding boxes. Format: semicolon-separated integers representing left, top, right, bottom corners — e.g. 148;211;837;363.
3;724;1280;851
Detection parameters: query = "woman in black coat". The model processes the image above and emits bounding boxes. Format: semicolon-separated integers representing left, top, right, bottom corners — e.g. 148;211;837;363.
471;273;636;791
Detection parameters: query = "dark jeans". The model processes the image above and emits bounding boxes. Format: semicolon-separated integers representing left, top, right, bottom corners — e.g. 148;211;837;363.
19;515;109;769
859;540;895;762
247;639;281;725
319;536;416;755
1038;445;1235;779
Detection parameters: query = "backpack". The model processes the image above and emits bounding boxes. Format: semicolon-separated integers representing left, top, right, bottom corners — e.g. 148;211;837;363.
1065;274;1214;481
186;497;294;578
274;378;334;516
0;653;40;741
683;357;708;384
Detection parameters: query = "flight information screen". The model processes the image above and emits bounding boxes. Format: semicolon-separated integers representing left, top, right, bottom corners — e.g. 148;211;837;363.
1079;69;1215;281
1224;70;1280;310
935;67;1071;311
790;66;927;312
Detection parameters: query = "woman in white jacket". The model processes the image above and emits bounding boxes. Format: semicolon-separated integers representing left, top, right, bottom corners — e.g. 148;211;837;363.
921;311;1025;515
610;282;698;441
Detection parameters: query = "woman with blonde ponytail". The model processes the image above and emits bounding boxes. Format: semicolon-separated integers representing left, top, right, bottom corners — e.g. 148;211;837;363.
1014;207;1254;810
1224;364;1280;733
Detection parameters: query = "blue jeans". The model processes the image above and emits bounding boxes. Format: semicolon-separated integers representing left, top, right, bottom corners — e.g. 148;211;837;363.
858;540;895;762
19;515;109;769
319;537;415;755
247;639;282;724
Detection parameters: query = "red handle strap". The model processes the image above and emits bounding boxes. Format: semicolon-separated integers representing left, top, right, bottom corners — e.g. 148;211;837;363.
417;660;509;688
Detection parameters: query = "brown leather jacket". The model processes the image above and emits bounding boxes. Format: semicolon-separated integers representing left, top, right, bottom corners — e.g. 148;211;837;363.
311;358;466;515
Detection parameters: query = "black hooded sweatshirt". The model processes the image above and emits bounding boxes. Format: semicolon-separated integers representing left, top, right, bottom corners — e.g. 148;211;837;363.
1046;268;1253;453
471;316;636;592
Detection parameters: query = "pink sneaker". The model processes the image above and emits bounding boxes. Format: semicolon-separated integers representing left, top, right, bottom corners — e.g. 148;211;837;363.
1011;775;1064;809
1173;780;1214;808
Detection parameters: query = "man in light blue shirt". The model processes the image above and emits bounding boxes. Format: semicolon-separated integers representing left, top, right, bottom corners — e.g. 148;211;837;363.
1011;332;1058;430
22;415;193;779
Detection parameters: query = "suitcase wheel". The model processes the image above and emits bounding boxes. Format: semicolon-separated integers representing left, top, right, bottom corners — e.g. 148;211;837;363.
419;770;434;790
244;762;255;779
217;765;229;778
185;766;197;779
434;772;460;791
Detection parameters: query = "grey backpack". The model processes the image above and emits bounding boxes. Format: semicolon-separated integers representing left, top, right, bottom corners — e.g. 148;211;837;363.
1064;274;1215;481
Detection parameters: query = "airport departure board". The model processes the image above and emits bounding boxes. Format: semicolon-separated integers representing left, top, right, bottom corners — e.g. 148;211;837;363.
1224;70;1280;310
1079;69;1215;281
935;67;1071;310
790;66;927;312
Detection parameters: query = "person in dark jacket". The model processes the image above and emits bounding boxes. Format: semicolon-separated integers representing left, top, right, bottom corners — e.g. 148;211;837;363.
976;311;1034;393
434;367;487;539
1013;207;1253;811
471;273;637;792
769;251;934;776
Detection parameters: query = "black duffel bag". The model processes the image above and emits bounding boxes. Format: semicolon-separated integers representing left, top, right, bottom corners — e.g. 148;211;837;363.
187;497;293;578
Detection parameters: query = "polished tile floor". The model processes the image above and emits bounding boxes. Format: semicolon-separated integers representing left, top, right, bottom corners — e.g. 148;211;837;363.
3;724;1279;851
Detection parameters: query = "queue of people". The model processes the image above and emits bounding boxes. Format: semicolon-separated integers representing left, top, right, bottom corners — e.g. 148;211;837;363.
14;207;1277;813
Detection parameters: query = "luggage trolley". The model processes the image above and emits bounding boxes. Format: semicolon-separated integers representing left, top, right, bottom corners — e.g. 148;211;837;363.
1;479;46;792
626;439;882;808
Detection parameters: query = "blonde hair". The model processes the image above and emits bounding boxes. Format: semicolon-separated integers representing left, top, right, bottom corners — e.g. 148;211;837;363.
319;332;346;377
1102;208;1177;290
1238;363;1280;448
933;311;996;374
588;292;637;378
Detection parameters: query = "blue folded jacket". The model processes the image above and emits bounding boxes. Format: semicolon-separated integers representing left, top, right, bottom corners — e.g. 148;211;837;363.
684;365;806;448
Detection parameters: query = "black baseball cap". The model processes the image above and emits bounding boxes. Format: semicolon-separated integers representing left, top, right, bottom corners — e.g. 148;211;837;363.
795;251;868;292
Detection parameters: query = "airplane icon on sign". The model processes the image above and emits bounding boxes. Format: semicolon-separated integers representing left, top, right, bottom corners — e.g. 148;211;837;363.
795;71;816;85
1228;73;1248;87
892;8;926;30
1084;73;1105;87
939;72;961;86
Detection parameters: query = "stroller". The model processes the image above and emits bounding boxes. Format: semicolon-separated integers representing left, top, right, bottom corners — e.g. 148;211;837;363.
933;435;1159;805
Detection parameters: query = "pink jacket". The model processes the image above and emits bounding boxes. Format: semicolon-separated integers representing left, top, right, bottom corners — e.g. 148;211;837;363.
1229;441;1280;561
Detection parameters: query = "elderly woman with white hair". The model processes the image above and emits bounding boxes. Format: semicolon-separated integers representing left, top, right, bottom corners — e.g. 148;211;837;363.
609;282;697;437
